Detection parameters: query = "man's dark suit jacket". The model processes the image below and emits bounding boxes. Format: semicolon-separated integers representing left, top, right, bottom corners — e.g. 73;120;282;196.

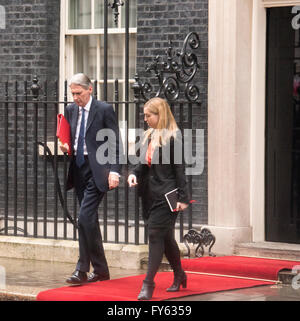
131;135;189;219
65;97;122;193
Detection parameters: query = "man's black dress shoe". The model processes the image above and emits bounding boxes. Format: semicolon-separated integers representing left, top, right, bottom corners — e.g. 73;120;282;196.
87;272;110;283
66;270;88;285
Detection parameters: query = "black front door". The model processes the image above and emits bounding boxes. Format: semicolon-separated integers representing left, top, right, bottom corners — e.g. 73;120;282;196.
266;6;300;243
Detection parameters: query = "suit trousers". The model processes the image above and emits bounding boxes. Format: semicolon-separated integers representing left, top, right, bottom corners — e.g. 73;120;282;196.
73;158;109;277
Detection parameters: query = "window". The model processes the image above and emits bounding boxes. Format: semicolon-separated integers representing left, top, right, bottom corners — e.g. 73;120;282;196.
60;0;137;127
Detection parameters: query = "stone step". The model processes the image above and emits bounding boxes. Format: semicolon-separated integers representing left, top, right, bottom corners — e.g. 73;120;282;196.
278;270;299;285
140;258;171;271
234;241;300;261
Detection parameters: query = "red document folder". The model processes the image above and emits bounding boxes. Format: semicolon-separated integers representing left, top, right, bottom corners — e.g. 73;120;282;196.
56;114;72;155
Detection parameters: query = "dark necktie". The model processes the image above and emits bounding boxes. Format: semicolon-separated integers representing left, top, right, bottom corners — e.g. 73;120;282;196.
76;107;85;168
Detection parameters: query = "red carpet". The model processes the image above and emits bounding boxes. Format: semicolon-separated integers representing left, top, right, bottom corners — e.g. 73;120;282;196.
181;255;299;281
37;256;299;301
37;271;273;301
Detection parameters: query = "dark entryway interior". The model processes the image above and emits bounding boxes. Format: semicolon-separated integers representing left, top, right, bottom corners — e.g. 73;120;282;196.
266;6;300;243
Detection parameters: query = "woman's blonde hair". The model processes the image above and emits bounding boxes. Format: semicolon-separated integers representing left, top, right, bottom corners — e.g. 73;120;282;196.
143;97;178;147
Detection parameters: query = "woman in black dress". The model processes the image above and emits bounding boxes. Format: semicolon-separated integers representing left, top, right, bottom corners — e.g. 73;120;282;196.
128;97;190;300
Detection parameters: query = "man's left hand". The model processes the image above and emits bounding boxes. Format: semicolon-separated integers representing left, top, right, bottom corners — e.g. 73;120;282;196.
108;173;120;190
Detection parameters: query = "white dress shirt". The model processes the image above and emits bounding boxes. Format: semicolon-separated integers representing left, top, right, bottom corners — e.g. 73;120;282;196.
73;96;120;177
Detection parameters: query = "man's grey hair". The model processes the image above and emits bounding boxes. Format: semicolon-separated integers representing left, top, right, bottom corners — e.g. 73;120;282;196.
69;73;92;89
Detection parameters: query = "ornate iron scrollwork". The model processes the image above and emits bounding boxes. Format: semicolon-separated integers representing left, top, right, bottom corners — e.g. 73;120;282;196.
108;0;124;26
183;228;216;258
31;75;41;100
133;32;201;102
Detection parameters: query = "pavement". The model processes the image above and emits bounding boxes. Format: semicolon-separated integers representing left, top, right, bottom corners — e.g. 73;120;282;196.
0;256;300;301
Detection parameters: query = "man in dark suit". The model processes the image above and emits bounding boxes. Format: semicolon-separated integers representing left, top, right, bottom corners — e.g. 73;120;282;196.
60;73;122;284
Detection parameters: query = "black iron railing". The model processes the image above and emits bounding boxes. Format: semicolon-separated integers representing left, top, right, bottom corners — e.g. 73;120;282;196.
0;27;204;244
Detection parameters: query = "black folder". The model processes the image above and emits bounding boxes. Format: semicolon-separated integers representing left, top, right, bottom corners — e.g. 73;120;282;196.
164;188;178;212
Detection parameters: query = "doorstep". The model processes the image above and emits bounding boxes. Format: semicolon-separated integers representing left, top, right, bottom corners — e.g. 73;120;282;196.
0;236;149;270
234;241;300;261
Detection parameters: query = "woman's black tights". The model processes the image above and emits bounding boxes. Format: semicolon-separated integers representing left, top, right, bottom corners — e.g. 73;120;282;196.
144;226;182;283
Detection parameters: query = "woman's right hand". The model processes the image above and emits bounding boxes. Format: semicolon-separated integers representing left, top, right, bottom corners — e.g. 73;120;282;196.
127;174;138;187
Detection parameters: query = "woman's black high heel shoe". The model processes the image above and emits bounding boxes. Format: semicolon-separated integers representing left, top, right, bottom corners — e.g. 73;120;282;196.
166;271;187;292
137;280;155;300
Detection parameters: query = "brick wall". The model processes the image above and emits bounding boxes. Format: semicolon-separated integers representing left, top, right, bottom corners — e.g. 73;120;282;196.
0;0;208;238
0;0;61;233
136;0;208;224
0;0;60;82
136;0;208;74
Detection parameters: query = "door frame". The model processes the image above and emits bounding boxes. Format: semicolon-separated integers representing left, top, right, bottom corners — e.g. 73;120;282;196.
207;0;300;245
251;1;300;242
249;1;267;242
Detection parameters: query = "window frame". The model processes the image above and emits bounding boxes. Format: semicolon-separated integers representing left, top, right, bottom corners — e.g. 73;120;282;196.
59;0;137;105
